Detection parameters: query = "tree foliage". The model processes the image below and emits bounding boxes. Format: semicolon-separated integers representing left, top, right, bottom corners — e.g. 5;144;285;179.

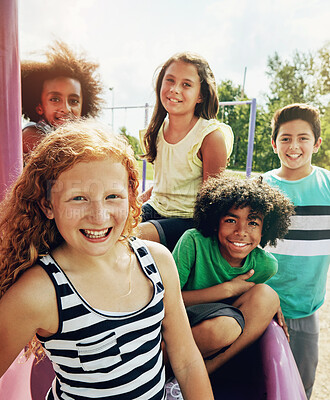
265;43;330;170
217;80;250;170
118;126;142;158
216;43;329;172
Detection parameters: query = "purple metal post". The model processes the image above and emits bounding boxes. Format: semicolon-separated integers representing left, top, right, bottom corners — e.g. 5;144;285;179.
0;0;22;201
219;99;257;178
245;98;257;178
141;103;149;193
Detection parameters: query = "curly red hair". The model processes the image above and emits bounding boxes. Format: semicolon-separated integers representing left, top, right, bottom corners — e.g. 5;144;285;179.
0;119;141;358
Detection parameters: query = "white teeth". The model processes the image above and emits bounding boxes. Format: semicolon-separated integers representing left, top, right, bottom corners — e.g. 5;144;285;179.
287;154;300;158
169;98;180;103
232;242;247;247
83;228;109;239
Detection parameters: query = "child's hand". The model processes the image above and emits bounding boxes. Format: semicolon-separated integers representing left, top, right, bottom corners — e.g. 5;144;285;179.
227;270;255;297
275;307;290;342
138;186;153;204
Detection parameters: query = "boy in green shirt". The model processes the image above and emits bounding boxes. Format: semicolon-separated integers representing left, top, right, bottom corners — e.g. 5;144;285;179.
173;174;294;373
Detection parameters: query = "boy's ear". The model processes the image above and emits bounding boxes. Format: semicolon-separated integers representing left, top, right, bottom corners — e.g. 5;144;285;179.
271;139;278;153
36;104;44;116
39;198;55;220
313;137;322;153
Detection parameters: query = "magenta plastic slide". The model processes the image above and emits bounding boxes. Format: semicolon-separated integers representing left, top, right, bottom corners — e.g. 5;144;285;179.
0;320;306;399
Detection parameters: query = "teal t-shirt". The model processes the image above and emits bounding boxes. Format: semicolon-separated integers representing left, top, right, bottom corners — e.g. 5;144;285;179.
263;166;330;319
172;228;278;291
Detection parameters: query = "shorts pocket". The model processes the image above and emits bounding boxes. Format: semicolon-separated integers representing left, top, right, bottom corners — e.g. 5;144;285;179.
77;332;122;371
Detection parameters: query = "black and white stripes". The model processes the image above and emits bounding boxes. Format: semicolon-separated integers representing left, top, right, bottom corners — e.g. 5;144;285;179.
37;237;166;400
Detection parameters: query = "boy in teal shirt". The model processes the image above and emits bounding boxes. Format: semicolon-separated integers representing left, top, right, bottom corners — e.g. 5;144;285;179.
263;103;330;398
173;174;294;374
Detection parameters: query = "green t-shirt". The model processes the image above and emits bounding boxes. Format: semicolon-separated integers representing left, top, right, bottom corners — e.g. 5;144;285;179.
172;228;278;290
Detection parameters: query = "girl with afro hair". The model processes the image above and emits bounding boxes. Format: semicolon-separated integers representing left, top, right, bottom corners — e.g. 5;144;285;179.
21;41;103;155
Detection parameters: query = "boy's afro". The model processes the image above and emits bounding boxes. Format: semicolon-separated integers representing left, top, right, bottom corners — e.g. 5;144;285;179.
194;174;295;248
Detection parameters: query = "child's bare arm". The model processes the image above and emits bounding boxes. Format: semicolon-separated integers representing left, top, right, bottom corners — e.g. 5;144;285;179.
148;241;214;400
0;266;57;377
182;270;256;307
22;125;42;154
138;185;153;203
200;129;228;181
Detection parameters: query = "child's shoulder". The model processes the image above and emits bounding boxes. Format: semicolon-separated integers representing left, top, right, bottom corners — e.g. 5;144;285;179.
131;237;172;263
253;246;278;263
313;165;330;178
178;228;210;244
134;238;180;285
250;247;278;276
4;264;56;316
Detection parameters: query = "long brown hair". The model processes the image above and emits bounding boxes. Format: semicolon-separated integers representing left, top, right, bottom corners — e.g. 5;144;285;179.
143;52;219;163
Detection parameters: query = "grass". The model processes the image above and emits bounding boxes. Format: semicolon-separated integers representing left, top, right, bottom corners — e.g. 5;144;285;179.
136;160;262;185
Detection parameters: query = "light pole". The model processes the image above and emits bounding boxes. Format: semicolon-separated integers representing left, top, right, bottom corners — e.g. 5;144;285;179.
109;87;114;131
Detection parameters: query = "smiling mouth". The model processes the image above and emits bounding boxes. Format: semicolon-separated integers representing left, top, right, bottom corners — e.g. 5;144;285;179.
80;228;111;239
55;114;76;123
168;97;181;103
287;153;301;159
229;241;250;248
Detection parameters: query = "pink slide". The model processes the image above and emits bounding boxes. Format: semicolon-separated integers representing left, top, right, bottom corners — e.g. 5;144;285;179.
0;351;55;400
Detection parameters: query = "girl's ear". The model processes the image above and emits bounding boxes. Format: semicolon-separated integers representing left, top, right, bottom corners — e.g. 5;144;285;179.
39;198;54;219
36;104;44;116
197;93;203;104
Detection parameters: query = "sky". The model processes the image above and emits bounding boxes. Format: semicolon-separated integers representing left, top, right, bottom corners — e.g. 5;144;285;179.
18;0;330;137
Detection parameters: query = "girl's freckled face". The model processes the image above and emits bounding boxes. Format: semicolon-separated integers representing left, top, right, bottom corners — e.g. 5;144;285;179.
45;159;129;257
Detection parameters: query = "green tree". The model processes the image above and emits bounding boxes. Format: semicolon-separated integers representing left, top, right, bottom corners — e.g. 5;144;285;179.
314;103;330;169
316;42;330;97
265;44;330;169
266;50;319;115
118;126;142;158
217;80;250;171
216;80;276;173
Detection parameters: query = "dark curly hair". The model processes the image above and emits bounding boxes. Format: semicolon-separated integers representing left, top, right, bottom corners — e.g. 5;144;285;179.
194;174;295;248
21;41;103;122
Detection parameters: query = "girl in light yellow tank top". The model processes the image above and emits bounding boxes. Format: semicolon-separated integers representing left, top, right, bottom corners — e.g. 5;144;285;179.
138;52;234;251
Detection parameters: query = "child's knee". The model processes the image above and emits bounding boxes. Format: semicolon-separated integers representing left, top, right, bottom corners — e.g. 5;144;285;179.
252;284;280;313
198;316;242;349
238;284;279;314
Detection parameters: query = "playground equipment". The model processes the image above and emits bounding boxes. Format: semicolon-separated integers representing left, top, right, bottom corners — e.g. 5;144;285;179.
0;2;305;398
0;320;306;399
0;0;23;201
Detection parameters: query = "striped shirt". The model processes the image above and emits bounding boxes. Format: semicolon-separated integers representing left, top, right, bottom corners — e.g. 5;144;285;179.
37;237;166;400
263;166;330;318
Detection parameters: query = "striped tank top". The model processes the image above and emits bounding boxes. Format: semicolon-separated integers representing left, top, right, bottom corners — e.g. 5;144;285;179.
36;237;166;400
